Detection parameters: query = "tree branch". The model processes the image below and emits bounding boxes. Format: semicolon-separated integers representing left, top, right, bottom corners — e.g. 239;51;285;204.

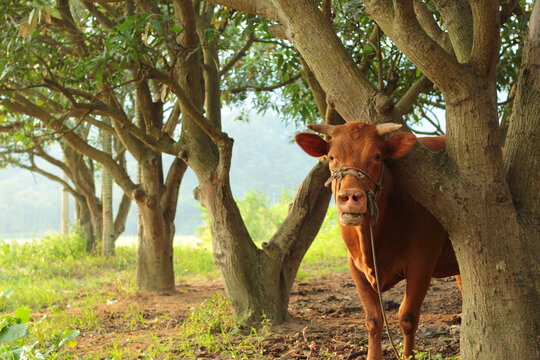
20;161;77;196
503;0;540;217
55;0;86;55
146;67;230;147
365;0;468;99
163;101;181;136
412;0;453;53
469;0;500;75
113;193;131;241
6;94;138;196
173;0;199;48
395;75;433;115
226;73;301;93
432;0;473;63
34;143;73;179
81;1;116;28
220;30;256;77
161;157;187;221
201;0;281;22
265;159;330;255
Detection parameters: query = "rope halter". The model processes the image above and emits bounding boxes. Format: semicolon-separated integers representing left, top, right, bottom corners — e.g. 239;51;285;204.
324;165;384;223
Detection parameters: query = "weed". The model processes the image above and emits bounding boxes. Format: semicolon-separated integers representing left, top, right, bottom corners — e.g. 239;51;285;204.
177;293;268;359
0;307;79;359
395;342;460;360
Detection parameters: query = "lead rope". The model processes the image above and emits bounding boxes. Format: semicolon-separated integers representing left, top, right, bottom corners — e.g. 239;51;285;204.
369;219;401;360
327;165;401;360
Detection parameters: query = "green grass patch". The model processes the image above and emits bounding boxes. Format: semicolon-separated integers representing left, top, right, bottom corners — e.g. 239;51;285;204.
0;232;135;313
176;293;269;359
297;207;349;279
173;245;219;281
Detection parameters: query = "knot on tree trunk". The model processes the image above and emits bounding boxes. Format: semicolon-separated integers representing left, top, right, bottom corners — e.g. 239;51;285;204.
375;94;394;115
132;188;145;202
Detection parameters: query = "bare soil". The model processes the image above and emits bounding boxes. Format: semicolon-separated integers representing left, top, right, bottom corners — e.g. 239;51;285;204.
74;272;461;359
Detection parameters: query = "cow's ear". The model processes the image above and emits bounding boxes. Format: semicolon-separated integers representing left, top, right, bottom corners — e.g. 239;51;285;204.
295;133;329;157
385;132;417;159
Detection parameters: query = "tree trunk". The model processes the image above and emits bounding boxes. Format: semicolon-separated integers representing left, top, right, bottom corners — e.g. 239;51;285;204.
195;160;331;323
102;118;115;256
134;154;176;292
502;3;540;353
443;80;538;359
61;165;70;235
74;196;96;251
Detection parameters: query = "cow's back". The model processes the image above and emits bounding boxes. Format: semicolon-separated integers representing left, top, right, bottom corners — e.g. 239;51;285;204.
418;135;446;152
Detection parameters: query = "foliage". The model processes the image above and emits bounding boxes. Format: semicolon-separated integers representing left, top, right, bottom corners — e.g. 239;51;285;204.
0;306;79;360
217;10;318;125
409;349;460;360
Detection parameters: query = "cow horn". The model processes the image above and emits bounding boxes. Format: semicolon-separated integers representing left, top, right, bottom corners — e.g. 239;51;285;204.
376;123;402;135
307;124;335;136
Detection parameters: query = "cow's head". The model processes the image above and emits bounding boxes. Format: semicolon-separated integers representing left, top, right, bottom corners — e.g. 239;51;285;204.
295;122;416;226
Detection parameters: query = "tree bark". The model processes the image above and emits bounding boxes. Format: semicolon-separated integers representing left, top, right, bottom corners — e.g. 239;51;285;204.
61;156;70;235
135;155;175;292
102;117;115;256
75;195;96;251
444;84;538;360
132;84;186;293
503;0;540;349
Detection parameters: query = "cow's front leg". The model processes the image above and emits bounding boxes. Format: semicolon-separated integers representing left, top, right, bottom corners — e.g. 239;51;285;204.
399;273;432;359
348;256;384;360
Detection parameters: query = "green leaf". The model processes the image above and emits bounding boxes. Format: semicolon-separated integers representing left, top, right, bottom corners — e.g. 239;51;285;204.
0;324;29;344
0;65;16;81
96;66;104;87
171;24;183;33
117;18;133;32
150;19;163;34
13;307;30;324
67;330;80;340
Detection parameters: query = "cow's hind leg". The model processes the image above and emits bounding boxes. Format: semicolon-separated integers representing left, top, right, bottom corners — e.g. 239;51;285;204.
455;275;463;294
399;273;432;359
348;256;384;360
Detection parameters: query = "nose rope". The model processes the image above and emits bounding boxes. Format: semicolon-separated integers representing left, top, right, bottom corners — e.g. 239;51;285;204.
324;165;383;222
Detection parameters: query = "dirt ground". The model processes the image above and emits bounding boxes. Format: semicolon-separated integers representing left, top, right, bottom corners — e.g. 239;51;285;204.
75;272;462;359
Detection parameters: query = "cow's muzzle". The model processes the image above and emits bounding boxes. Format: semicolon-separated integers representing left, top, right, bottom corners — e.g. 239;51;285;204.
336;188;368;227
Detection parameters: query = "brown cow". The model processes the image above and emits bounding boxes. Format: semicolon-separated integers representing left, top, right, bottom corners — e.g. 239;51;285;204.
295;121;460;360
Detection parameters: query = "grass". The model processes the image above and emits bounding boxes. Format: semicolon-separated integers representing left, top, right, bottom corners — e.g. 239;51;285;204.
0;231;135;313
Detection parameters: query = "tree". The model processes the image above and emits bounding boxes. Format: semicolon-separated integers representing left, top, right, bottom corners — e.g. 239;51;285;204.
0;0;330;305
0;120;131;252
101;117;115;256
202;0;540;359
0;0;187;291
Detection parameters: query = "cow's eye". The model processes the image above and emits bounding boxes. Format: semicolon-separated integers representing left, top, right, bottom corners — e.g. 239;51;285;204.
375;153;381;160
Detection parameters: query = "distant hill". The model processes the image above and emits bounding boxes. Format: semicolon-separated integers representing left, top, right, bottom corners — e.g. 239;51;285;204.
0;111;318;238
